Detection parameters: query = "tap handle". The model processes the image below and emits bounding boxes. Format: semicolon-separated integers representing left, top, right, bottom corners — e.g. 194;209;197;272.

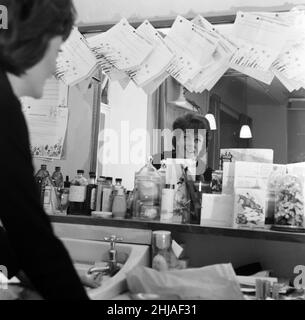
104;235;123;242
104;235;123;249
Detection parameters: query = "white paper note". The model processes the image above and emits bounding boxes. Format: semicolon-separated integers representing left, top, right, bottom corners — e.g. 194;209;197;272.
55;27;98;86
133;21;174;89
230;11;291;84
21;78;69;160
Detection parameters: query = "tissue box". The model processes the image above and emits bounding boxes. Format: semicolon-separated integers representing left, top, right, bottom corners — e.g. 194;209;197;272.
233;188;266;229
201;194;234;227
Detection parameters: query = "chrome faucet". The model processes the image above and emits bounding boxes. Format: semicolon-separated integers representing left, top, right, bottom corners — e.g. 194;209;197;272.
88;235;123;277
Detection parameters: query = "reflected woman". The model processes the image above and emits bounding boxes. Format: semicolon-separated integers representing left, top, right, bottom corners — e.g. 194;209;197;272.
0;0;89;299
153;113;212;182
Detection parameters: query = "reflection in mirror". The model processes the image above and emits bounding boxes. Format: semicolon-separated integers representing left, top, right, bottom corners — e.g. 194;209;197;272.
97;80;150;191
209;70;305;167
33;70;102;181
92;24;305;227
96;30;305;188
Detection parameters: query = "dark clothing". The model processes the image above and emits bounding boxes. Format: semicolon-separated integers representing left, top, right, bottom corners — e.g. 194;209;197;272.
152;150;212;224
0;227;19;279
0;69;89;300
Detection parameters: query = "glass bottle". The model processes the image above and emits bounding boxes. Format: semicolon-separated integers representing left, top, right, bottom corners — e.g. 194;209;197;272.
84;172;97;216
35;164;50;179
51;167;64;189
96;176;106;212
42;170;58;215
126;191;134;219
35;165;51;205
68;170;88;215
113;178;123;196
101;177;114;213
60;176;70;215
51;167;64;209
133;157;162;221
112;188;127;219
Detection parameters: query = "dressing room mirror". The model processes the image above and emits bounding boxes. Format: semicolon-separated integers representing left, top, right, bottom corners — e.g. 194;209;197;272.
97;69;305;191
83;24;305;190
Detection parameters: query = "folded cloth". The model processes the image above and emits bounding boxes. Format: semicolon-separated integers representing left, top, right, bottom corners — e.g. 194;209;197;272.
0;288;19;300
126;263;245;300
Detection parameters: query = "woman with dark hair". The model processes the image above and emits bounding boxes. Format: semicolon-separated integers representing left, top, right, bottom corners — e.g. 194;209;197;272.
0;0;89;299
152;112;212;224
153;112;212;180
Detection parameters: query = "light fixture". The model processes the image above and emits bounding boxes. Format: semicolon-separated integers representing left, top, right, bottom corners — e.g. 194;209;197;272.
168;85;195;111
205;113;217;131
239;78;252;139
240;125;252;139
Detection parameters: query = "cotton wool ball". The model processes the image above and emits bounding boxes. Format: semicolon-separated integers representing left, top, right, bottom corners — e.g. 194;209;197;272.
152;254;169;272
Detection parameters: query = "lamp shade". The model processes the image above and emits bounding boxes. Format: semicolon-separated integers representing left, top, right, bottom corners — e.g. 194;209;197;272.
168;85;194;111
240;125;252;139
205;113;217;130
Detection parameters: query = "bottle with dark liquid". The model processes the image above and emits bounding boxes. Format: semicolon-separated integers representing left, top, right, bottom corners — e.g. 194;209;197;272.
68;170;88;215
84;172;97;215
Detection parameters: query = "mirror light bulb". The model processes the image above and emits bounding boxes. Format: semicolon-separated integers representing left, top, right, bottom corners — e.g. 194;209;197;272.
240;125;252;139
205;113;217;131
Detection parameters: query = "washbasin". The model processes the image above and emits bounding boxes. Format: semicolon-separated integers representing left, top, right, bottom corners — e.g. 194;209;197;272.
60;237;150;300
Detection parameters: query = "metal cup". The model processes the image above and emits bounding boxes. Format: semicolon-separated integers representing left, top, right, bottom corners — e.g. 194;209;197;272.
152;231;172;250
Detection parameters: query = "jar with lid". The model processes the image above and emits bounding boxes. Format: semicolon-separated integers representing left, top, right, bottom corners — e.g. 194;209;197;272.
152;231;172;271
273;174;305;231
133;158;162;221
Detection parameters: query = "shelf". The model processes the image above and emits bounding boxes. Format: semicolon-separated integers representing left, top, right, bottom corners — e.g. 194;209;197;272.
49;215;305;244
